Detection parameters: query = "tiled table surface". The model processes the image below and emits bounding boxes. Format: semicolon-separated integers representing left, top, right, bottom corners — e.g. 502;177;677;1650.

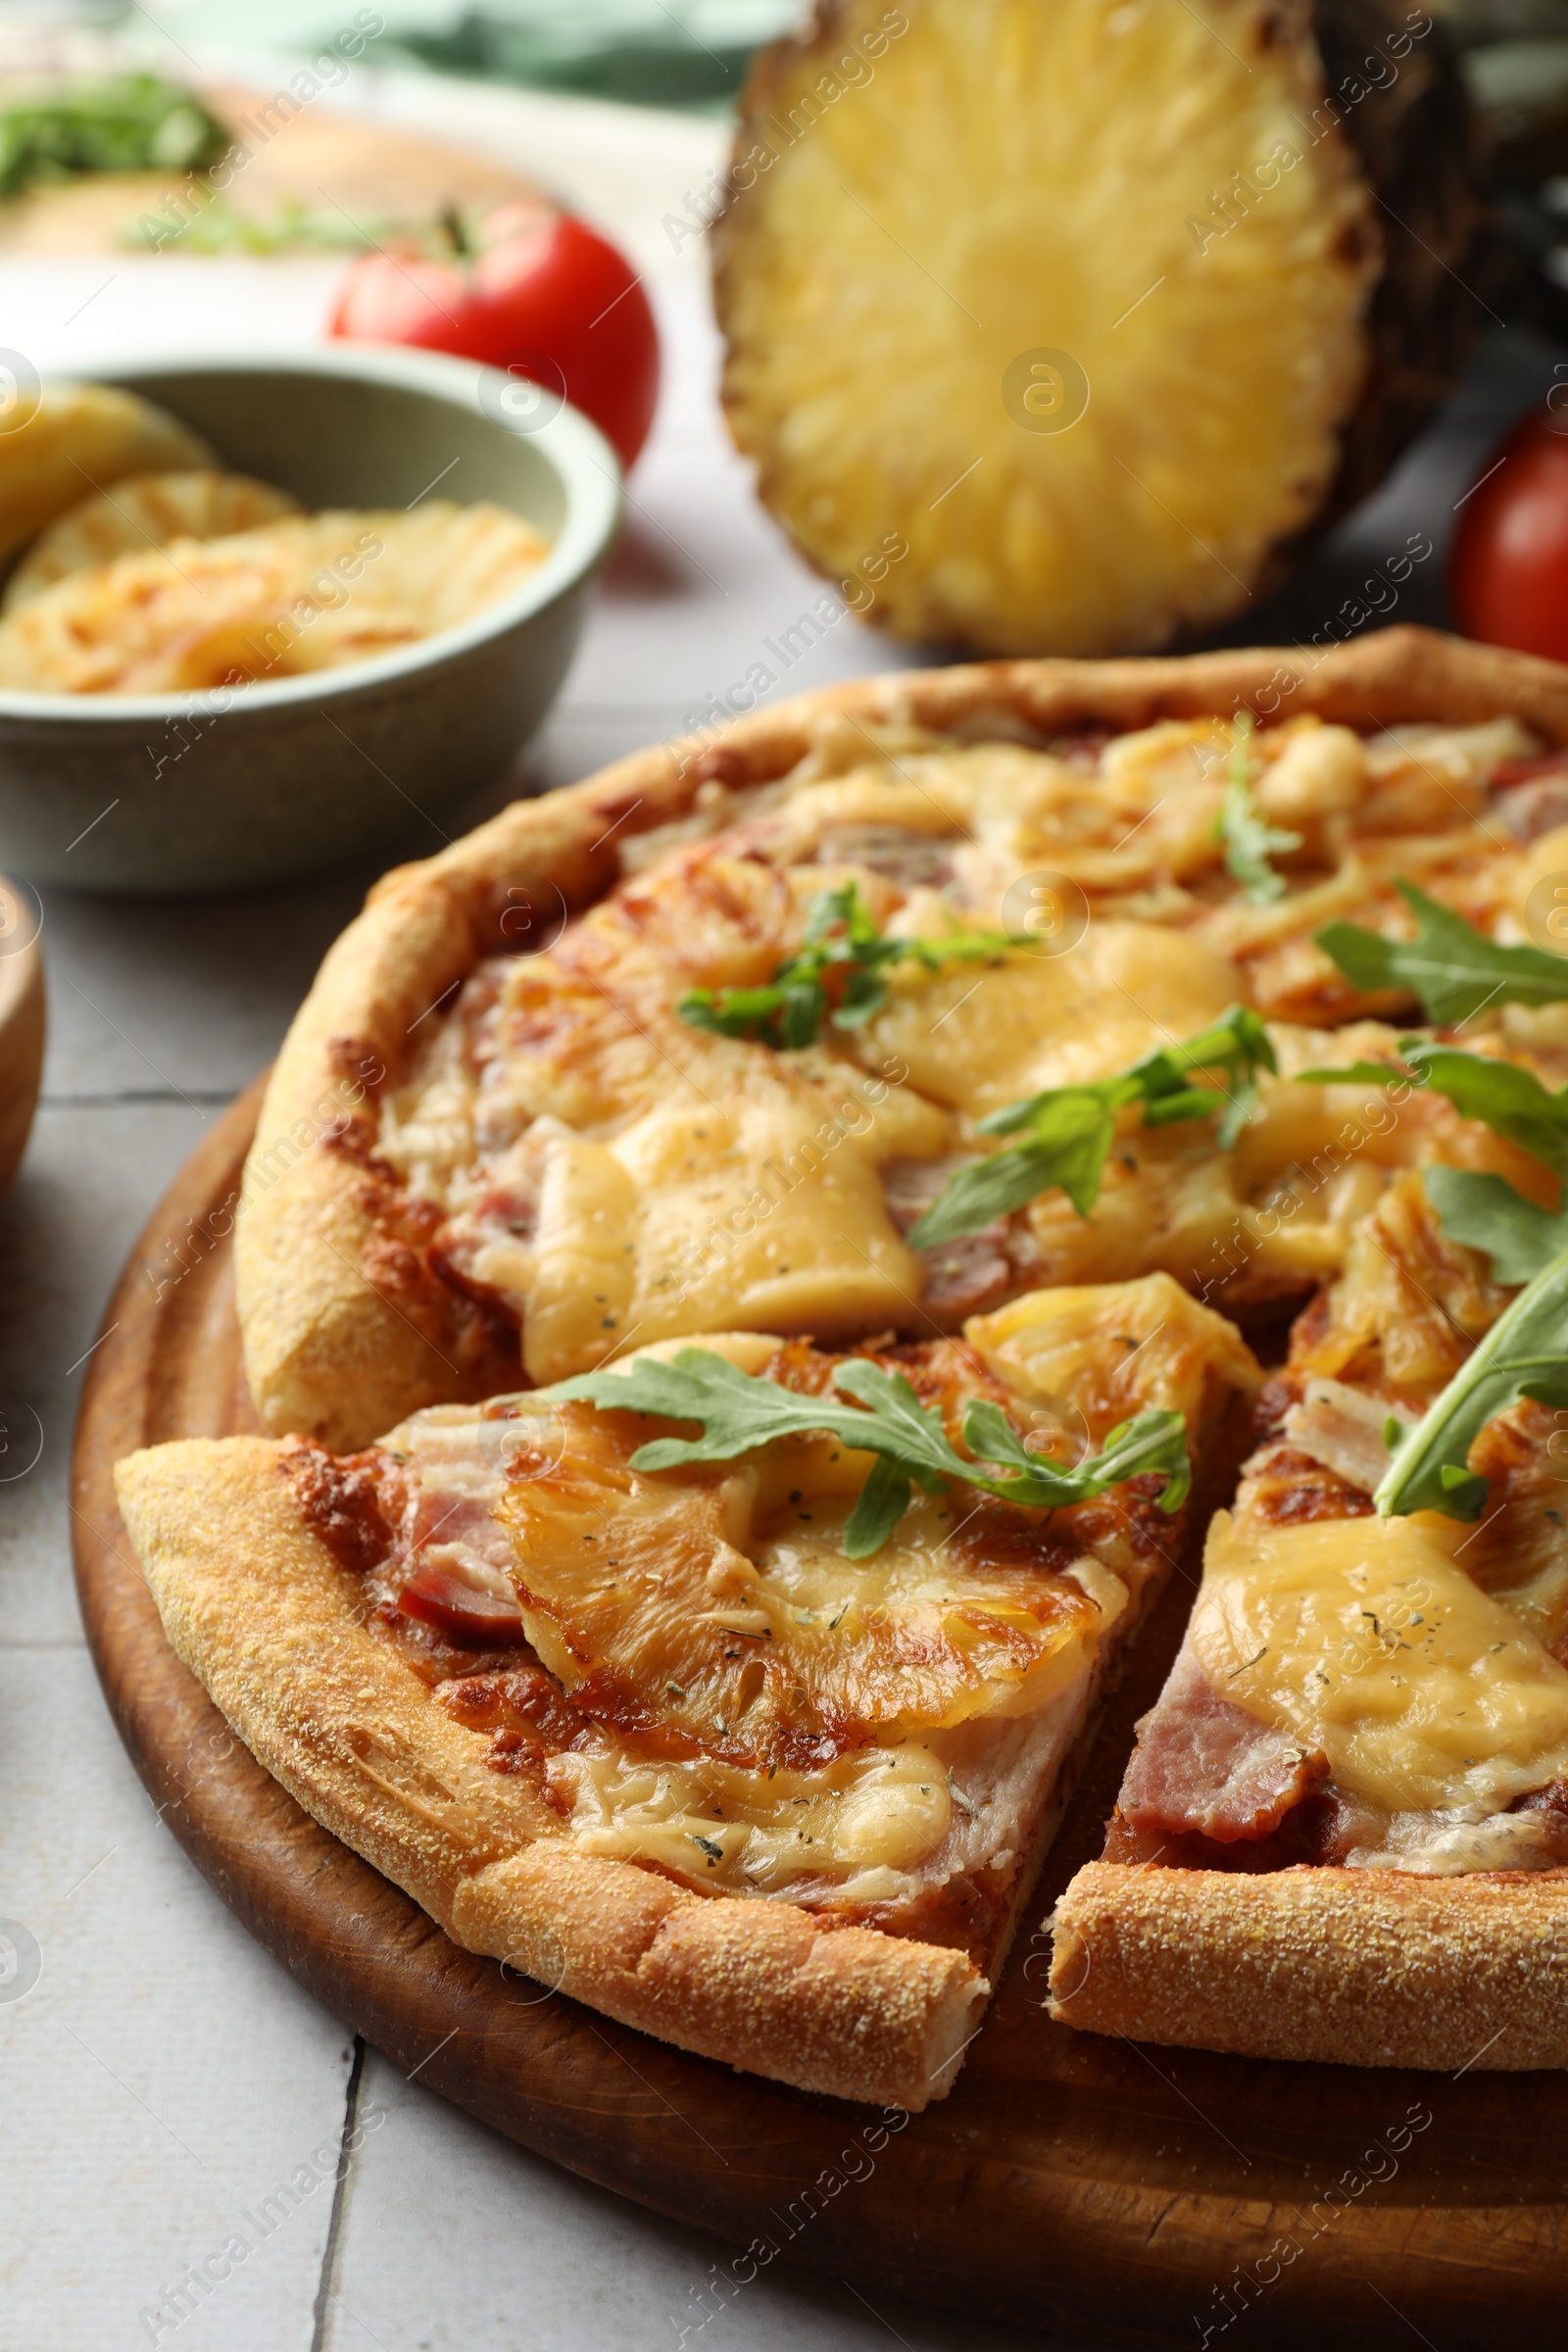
0;58;1562;2352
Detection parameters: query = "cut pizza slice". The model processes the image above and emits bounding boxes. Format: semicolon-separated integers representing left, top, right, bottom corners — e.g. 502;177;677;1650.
1051;1164;1568;2071
115;1275;1256;2109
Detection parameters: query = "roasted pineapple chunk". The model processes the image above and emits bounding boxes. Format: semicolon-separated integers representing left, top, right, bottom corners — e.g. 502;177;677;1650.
714;0;1482;655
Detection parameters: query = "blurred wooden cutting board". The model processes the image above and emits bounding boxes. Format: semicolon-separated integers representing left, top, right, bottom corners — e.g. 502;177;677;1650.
0;83;543;257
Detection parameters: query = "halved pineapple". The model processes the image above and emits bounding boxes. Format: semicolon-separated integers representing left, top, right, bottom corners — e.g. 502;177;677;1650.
713;0;1483;654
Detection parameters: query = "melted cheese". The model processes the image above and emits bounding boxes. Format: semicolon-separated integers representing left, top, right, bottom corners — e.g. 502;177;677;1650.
516;1064;946;1382
546;1674;1105;1903
549;1742;955;1892
376;716;1553;1386
1191;1512;1568;1816
862;921;1241;1118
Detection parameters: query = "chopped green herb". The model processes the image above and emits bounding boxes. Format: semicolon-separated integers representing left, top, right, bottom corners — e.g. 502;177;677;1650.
907;1004;1274;1247
689;1834;723;1865
677;881;1027;1050
1217;712;1301;904
125;189;399;255
0;74;227;200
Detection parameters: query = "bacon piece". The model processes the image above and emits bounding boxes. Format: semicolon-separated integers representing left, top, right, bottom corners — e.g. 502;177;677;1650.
435;1662;592;1770
1102;1791;1367;1872
1492;750;1568;842
1241;1443;1376;1528
883;1156;1024;1321
399;1562;525;1644
388;1416;535;1642
1115;1645;1328;1842
1282;1374;1412;1494
1499;776;1568;844
810;823;957;890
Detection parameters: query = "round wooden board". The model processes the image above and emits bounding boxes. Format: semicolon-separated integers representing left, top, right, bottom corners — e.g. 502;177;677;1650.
71;1083;1568;2349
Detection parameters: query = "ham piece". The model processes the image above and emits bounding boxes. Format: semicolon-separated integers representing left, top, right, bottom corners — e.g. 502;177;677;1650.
1116;1643;1328;1842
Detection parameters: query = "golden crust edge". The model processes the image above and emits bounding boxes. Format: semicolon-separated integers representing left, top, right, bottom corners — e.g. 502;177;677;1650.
112;1434;986;2110
1048;1858;1568;2070
237;626;1568;1446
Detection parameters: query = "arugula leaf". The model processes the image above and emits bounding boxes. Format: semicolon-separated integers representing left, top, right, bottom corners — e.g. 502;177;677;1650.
1423;1166;1568;1287
678;883;1026;1051
1376;1246;1568;1518
542;1347;1190;1557
1403;1045;1568;1172
908;1004;1275;1248
960;1396;1195;1513
1381;1166;1568;1518
1317;883;1568;1026
1218;713;1301;905
842;1454;913;1558
1299;1036;1568;1175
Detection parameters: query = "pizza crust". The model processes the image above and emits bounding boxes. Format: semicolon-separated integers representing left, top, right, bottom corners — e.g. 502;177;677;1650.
113;1435;985;2111
1049;1859;1568;2070
236;627;1568;1448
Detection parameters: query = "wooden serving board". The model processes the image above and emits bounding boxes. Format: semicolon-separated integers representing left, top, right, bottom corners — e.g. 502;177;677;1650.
72;1082;1568;2350
0;85;543;257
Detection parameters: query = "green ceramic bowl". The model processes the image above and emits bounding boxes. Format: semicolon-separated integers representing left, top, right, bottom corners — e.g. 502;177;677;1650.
0;346;622;893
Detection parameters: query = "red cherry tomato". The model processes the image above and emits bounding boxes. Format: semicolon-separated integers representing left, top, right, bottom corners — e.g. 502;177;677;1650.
328;201;660;472
1450;410;1568;662
398;1561;525;1645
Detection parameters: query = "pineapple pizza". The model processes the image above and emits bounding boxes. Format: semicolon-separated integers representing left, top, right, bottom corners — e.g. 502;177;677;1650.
115;630;1568;2098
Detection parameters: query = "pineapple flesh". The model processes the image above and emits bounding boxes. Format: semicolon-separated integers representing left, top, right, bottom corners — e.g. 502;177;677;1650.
714;0;1479;655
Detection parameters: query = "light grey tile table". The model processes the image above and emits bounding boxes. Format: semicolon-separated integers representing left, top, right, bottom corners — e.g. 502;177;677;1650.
0;59;1559;2352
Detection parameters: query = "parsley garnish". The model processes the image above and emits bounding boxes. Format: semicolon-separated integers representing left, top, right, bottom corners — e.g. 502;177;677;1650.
1298;1037;1568;1174
1218;712;1300;905
676;882;1026;1050
1317;884;1568;1026
542;1348;1190;1558
906;1004;1274;1248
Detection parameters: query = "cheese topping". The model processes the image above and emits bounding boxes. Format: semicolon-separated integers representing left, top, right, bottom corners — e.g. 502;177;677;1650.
549;1742;955;1895
861;921;1240;1118
519;1072;940;1382
374;712;1556;1380
1191;1511;1568;1817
